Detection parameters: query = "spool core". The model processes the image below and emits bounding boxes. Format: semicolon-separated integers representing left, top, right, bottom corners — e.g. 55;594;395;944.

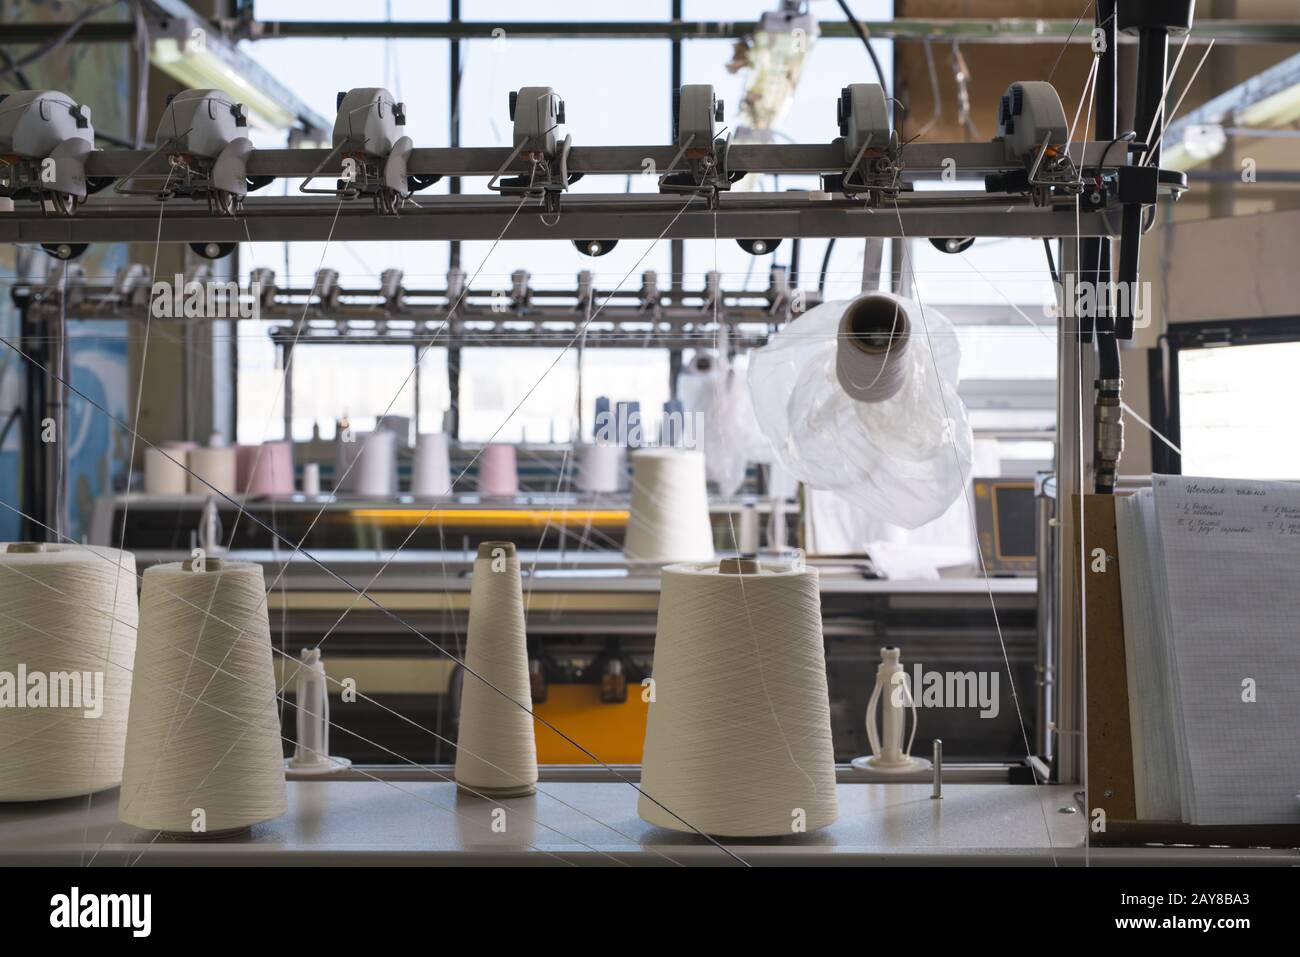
182;557;225;572
476;541;516;560
718;557;760;575
5;542;49;553
844;295;908;355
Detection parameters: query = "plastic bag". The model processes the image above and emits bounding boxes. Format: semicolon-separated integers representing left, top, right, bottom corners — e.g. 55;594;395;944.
747;292;972;529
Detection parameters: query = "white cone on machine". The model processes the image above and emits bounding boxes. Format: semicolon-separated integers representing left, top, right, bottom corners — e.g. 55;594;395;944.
286;648;351;775
851;646;931;773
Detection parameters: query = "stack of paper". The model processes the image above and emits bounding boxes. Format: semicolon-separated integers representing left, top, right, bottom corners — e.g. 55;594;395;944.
1115;476;1300;826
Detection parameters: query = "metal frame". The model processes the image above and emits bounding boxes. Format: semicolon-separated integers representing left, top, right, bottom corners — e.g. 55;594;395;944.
0;139;1141;245
7;18;1298;44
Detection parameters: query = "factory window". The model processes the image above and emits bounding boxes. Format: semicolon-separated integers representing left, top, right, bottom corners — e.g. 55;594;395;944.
235;319;289;444
578;350;673;443
458;347;580;444
288;344;418;441
1177;337;1300;480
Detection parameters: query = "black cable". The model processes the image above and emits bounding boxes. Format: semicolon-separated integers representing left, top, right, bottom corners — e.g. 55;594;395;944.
1042;238;1060;287
834;0;889;93
818;238;836;296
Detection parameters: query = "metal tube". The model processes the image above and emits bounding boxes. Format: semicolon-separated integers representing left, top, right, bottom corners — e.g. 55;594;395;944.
1053;242;1092;786
931;740;943;799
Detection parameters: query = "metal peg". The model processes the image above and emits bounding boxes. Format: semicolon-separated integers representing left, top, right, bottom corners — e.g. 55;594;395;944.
931;739;943;800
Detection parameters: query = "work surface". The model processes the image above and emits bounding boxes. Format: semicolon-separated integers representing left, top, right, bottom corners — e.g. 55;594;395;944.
3;780;1294;866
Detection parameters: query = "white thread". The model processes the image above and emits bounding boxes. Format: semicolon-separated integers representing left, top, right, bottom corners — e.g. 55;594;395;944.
623;448;714;564
576;442;625;494
119;560;286;835
186;446;238;497
0;544;138;801
638;560;838;836
454;542;537;797
411;432;452;496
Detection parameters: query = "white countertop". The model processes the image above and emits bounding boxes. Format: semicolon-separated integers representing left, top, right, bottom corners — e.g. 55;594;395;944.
3;779;1287;866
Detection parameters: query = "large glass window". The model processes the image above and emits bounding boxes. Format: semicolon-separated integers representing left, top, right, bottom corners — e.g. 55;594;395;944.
1179;339;1300;480
458;348;579;444
578;349;672;443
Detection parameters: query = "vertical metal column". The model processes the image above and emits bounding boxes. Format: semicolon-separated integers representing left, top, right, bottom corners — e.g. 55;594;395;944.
447;0;462;440
281;340;294;441
1053;240;1093;786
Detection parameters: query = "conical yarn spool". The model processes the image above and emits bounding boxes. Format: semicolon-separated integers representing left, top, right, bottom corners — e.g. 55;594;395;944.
119;559;287;835
623;448;714;563
0;543;138;801
638;559;839;837
454;542;537;798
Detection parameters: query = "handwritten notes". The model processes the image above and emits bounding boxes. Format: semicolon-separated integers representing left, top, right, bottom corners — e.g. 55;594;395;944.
1117;476;1300;826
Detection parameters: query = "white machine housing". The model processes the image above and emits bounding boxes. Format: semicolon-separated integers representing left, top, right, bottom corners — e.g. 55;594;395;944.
837;83;890;163
155;89;255;199
675;84;724;148
333;87;407;156
995;81;1069;162
0;90;95;202
510;86;565;156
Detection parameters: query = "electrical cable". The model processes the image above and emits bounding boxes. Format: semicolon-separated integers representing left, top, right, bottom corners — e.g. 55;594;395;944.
1042;238;1060;287
834;0;889;96
818;238;836;296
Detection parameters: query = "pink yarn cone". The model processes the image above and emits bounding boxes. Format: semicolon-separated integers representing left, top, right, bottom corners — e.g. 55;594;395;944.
476;444;519;496
244;441;295;495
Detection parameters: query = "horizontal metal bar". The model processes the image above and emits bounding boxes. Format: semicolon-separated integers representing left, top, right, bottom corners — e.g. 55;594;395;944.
282;762;1020;785
0;194;1120;243
79;141;1126;179
8;19;1297;44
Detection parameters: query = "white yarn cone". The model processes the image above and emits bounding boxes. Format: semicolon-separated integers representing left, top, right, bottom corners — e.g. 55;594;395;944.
187;446;238;497
454;542;537;798
576;442;624;494
120;559;287;835
0;543;138;801
638;558;839;837
412;432;452;496
336;430;397;496
623;448;714;564
143;444;190;495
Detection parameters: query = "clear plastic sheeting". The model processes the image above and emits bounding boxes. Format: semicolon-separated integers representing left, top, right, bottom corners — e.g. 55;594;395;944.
676;351;773;498
748;292;973;529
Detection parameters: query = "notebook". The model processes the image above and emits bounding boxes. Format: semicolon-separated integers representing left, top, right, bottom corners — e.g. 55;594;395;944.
1115;476;1300;826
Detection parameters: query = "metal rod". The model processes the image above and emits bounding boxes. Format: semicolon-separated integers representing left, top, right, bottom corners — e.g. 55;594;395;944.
8;19;1293;43
932;740;943;799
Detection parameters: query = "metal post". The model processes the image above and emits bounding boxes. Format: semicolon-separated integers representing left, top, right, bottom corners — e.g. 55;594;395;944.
1035;473;1056;762
449;0;462;272
1053;240;1093;786
281;340;294;441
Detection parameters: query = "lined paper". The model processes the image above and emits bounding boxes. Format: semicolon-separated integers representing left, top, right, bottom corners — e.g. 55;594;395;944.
1120;476;1300;826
